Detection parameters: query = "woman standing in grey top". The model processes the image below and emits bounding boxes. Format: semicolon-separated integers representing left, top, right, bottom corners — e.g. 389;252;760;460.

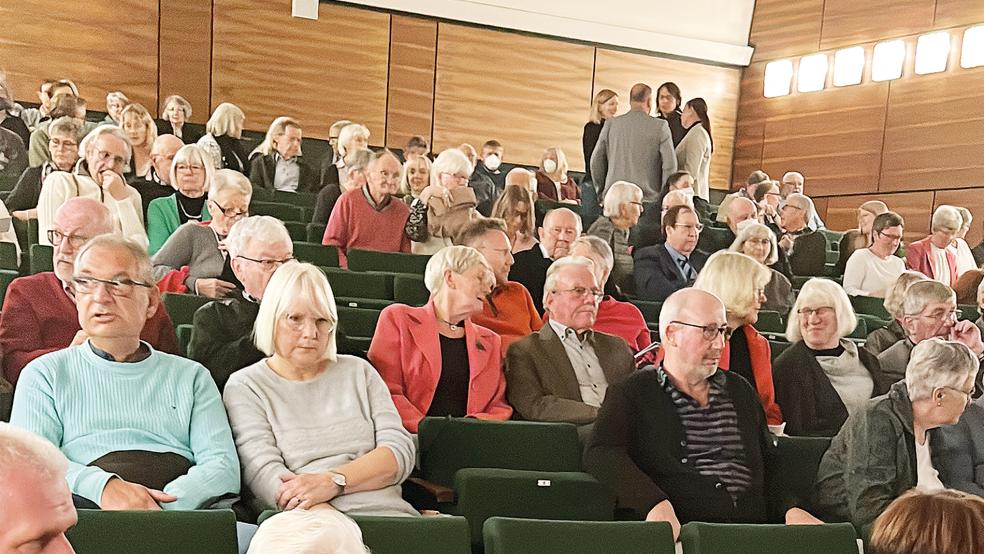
223;262;416;517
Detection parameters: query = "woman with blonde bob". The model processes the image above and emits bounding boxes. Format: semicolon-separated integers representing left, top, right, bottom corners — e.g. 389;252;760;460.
368;245;511;432
198;102;249;175
405;148;480;253
224;262;417;520
587;181;643;295
399;154;431;202
773;278;889;436
159;94;200;143
869;489;984;554
103;91;129;125
535;147;579;204
864;271;929;355
491;182;537;253
730;220;793;314
146;144;214;254
119;103;158;178
815;338;980;527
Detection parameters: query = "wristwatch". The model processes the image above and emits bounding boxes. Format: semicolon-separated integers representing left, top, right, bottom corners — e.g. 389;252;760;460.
329;471;347;494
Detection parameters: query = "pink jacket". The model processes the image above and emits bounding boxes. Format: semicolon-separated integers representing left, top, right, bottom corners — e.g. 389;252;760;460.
905;236;957;287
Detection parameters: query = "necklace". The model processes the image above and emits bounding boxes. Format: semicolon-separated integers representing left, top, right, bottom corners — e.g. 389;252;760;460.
176;194;204;221
437;317;463;332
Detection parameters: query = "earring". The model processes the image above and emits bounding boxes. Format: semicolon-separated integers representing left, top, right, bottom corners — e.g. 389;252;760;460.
937;401;943;407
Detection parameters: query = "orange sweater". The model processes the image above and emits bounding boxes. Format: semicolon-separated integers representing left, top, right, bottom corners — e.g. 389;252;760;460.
472;282;543;353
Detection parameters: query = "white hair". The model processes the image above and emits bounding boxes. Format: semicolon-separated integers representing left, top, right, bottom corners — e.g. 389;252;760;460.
81;124;133;166
661;189;694;210
206;102;245;137
248;509;368;553
337;124;370;157
505;167;537;192
542;255;596;305
602;181;643;218
570;235;614;276
253;262;337;361
169;144;214;193
932;205;963;233
163;95;193;119
906;338;978;401
782;171;804;183
429;148;473;188
209;168;253;201
423;245;492;297
902;280;955;317
785;193;816;222
225;216;292;259
785;278;857;343
0;423;68;480
105;90;129;105
730;220;779;265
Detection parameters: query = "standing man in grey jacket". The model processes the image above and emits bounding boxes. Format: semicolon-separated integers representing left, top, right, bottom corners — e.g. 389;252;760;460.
590;83;677;207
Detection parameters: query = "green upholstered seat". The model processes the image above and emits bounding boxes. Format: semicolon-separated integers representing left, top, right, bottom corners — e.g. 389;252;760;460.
291;241;339;267
29;243;53;274
161;293;212;327
483;517;674;554
347;249;431;274
393;273;430;306
680;522;858;554
66;509;238;554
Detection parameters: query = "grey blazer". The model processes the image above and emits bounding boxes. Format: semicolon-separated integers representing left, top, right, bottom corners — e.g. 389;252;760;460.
933;399;984;497
590;110;677;203
151;223;227;293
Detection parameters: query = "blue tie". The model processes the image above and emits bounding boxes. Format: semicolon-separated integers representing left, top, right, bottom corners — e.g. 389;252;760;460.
678;258;694;281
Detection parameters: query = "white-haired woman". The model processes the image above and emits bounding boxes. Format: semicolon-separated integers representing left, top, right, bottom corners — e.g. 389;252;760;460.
535;147;579;204
198;102;249;175
843;211;906;298
587;181;643;295
311;149;371;225
773;278;889;436
223;262;417;521
730;220;793;314
864;271;929;355
152;168;250;297
368;245;511;433
953;207;977;277
248;116;314;193
322;123;369;188
815;338;980;528
103;91;129;125
405;148;480;254
906;205;962;287
146;144;214;255
120;103;158;179
159;95;201;144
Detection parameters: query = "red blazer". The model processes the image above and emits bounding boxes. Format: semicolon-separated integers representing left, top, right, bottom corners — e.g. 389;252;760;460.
368;300;512;432
905;236;957;287
653;324;783;426
535;171;581;204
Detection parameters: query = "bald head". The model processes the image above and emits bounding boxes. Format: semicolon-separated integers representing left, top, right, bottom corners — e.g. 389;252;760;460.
150;134;183;185
661;189;693;211
540;208;581;259
505;168;535;191
659;288;728;380
659;288;725;337
727;197;757;233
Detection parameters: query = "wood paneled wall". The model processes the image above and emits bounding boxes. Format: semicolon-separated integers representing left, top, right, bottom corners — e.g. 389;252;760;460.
740;0;984;240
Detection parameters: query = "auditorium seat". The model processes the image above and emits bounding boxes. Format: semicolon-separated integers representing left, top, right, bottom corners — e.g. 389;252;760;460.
249;201;303;222
630;300;662;328
0;241;16;271
679;522;858;554
850;295;891;320
753;310;784;335
292;241;339;267
176;323;194;357
772;435;832;513
958;304;979;322
768;339;792;361
306;222;327;243
483;517;674;554
273;189;318;207
282;221;306;242
336;306;381;353
323;268;391;300
0;269;18;305
66;509;239;554
161;292;212;328
249;187;275;202
393;273;430;306
347;249;431;274
29;243;53;274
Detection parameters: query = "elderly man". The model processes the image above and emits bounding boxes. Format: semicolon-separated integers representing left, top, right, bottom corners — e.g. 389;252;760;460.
585;288;820;536
189;216;294;390
0;423;77;553
130;133;183;217
777;193;826;276
505;257;633;435
634;189;695;249
510;207;581;313
10;235;240;512
716;170;770;224
322;149;410;268
590;83;676;205
504;166;536;193
878;280;984;386
0;198;176;384
781;172;825;230
634;205;709;302
37;125;147;249
699;196;757;253
460;218;542;350
906;205;962;287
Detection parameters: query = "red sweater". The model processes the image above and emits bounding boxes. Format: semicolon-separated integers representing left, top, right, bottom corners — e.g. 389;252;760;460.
472;281;543;353
593;297;652;352
321;187;411;268
0;272;179;384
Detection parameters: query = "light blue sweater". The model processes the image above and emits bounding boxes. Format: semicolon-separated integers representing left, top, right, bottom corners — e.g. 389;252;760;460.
10;341;240;509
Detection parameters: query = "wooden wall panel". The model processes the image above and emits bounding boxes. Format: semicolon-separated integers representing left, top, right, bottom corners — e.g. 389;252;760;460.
593;49;740;189
159;0;212;122
934;189;984;246
825;192;935;241
748;0;824;62
733;63;767;187
386;16;437;149
0;0;159;108
433;24;594;168
211;0;390;139
934;0;984;28
819;0;937;50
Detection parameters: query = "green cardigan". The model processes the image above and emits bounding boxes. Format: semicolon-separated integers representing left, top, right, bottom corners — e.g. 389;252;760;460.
147;194;211;255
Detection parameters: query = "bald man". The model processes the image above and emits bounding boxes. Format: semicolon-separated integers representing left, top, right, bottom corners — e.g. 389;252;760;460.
0;198;177;384
585;288;820;538
131;133;183;217
509;207;582;313
781;172;825;230
698;197;757;254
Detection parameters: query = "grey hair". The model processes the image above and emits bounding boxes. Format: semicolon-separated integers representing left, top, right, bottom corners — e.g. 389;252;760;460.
75;234;154;284
423;245;492;297
570;235;614;276
902;280;955;317
209;168;253;201
205;102;245;137
163;94;193;119
347;149;372;172
543;255;596;305
602;181;643;218
47;115;82;140
906;338;979;401
169;144;214;193
430;148;473;188
785;278;857;343
932;205;963;233
661;189;694;210
505;167;536;192
105;90;129;105
786;193;816;222
730;220;779;265
81;124;133;166
0;423;68;480
884;271;928;319
956;206;973;231
225;216;292;259
337;124;370;156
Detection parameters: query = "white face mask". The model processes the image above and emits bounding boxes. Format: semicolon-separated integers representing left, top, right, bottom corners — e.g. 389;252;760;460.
484;154;501;171
543;159;558;174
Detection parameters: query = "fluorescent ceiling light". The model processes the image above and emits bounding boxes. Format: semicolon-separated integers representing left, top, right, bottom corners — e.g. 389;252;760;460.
872;39;906;81
764;59;793;98
833;46;865;86
962;25;984;69
797;53;828;92
915;31;950;75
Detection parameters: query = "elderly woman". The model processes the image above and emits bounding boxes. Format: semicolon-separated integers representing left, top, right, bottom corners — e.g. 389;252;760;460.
223;262;417;517
582;89;618;179
146;144;214;254
906;205;963;286
405;148;481;254
729;220;793;314
675;98;713;201
865;271;929;355
535;147;579;204
8;116;80;219
953;207;977;277
27;94;92;167
368;245;511;433
836;200;889;274
844;211;906;297
321;123;369;188
248;116;314;192
158;95;200;143
869;489;984;554
586;181;643;296
569;236;650;351
491;182;538;253
693;251;784;425
102;91;129;125
773;279;889;436
119;103;157;179
814;338;980;527
152;168;250;298
198;102;249;176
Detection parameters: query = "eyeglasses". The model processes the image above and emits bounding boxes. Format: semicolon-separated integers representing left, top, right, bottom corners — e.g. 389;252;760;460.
236;255;295;271
442;172;469;183
282;313;336;334
910;309;962;322
175;163;204;173
210;200;248;219
47;229;90;249
72;275;153;297
629;201;645;208
552;287;604;301
940;385;975;406
670;321;733;341
745;237;770;246
877;230;903;242
93;149;127;168
798;306;835;318
672;223;704;233
49;138;77;149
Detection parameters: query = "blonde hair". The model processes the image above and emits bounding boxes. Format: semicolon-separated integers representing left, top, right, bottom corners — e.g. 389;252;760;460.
423;245;492;298
730;220;779;266
859;200;888;217
119;103;158;147
206;102;245;137
870;488;984;554
400;155;431;196
884;271;928;319
253;262;338;361
589;89;618;124
491;185;536;239
337;124;369;157
694;251;770;320
541;147;569;180
251;116;303;158
163;95;193;119
785;278;857;343
169;144;214;193
602;181;643;219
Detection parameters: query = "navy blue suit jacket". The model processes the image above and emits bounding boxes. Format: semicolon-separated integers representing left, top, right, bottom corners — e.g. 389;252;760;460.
633;244;709;302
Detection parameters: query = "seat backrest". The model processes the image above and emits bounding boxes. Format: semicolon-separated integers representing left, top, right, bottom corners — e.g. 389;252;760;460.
680;522;857;554
323;268;392;300
631;300;662;326
66;509;239;554
484;517;674;554
273;190;318;207
754;310;785;334
773;435;832;512
249;201;303;222
161;293;213;327
0;269;18;305
850;295;891;320
29;243;53;274
393;273;430;306
347;249;431;274
336;306;382;340
0;241;17;271
306;222;327;243
292;241;339;267
418;417;582;486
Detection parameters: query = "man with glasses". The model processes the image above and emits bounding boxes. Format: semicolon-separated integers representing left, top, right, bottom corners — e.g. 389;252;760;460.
780;171;826;231
634;205;709;302
0;198;176;385
777;192;826;276
10;234;241;518
585;288;821;539
37;125;147;249
878;280;984;386
510;207;582;313
189;216;294;391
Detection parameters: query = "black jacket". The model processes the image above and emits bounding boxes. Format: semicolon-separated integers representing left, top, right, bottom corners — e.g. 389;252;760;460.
657;109;687;148
786;229;827;276
773;340;889;437
311;183;342;225
320;157;340;188
6;165;44;211
156;120;203;144
633;244;709;302
187;295;264;392
509;246;552;314
213;134;250;176
248;153;316;193
1;111;30;147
